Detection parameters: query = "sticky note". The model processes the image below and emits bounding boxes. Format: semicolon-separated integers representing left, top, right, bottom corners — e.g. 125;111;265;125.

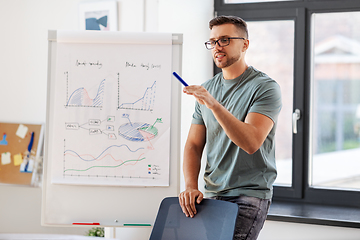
1;152;11;165
16;124;28;139
14;153;23;166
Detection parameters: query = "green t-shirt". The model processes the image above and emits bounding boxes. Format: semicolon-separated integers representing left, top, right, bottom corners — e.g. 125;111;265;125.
192;66;282;199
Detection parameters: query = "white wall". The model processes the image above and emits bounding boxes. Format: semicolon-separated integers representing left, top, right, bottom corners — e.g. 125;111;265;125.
258;221;360;240
0;0;90;235
0;0;359;239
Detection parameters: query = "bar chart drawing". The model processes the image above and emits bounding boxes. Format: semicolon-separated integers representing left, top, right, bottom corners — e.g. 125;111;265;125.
118;80;156;111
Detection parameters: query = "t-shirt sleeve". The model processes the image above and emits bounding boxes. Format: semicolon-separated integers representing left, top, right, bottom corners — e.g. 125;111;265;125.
249;80;282;123
191;101;205;125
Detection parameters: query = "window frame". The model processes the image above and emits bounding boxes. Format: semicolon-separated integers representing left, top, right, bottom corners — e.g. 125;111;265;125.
214;0;360;208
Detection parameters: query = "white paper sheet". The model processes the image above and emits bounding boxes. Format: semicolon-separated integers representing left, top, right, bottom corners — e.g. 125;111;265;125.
48;32;172;187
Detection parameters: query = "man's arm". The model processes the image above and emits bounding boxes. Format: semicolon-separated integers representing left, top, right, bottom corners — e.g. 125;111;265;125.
212;105;274;154
183;85;274;154
178;123;206;218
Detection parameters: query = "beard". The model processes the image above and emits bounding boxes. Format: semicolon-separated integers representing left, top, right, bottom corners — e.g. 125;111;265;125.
214;53;241;69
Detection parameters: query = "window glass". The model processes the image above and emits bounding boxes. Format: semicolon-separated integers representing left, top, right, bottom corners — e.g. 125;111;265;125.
311;11;360;190
225;0;299;3
246;20;294;186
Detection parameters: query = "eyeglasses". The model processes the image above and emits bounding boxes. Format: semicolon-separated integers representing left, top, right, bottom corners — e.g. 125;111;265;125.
204;37;246;50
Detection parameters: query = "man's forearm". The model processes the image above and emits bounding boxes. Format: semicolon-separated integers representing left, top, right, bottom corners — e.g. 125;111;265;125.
183;85;272;155
183;146;202;190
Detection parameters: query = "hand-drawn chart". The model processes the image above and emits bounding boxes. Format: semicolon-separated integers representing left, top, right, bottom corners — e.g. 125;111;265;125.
49;36;172;186
65;75;105;108
118;114;162;142
62;141;158;180
59;114;166;185
64;144;145;173
118;77;156;111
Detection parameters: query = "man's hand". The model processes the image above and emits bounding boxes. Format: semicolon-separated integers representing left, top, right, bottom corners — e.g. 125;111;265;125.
178;188;204;218
183;85;219;110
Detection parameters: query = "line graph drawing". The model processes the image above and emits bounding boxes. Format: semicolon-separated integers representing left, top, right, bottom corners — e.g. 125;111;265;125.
118;114;162;142
66;79;105;108
64;144;144;161
63;142;150;177
118;80;156;111
64;157;146;172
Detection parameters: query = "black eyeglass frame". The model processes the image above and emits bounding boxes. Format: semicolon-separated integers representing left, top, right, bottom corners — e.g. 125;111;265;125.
204;37;246;50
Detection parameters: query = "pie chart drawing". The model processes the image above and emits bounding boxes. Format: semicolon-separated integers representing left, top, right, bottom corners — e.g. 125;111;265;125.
118;122;158;142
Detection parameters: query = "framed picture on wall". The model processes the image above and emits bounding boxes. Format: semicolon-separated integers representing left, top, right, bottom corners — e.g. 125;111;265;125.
78;0;118;31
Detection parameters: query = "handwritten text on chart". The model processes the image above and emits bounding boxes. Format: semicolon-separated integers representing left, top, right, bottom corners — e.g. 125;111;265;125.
125;62;161;70
76;60;103;69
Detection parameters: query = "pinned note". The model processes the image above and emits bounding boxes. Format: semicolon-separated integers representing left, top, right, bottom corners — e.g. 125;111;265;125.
1;152;11;165
14;153;23;166
16;124;28;139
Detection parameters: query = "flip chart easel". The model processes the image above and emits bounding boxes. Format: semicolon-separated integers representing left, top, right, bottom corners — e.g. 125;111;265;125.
42;30;182;227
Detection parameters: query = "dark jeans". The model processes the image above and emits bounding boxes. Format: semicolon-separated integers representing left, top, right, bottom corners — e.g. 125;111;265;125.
210;195;271;240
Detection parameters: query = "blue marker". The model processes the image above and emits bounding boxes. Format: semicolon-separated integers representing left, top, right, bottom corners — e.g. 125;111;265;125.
172;72;189;87
24;132;34;172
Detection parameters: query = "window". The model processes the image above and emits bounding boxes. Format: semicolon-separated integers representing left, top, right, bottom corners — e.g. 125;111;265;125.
215;0;360;207
311;11;360;191
245;20;295;186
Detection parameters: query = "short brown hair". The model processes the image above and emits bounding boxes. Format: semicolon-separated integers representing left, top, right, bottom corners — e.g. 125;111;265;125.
209;15;249;39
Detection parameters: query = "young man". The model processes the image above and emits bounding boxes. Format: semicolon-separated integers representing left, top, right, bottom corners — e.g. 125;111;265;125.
178;16;282;240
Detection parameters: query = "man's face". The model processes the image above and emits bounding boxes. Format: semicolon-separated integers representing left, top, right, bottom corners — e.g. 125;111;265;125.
209;24;247;69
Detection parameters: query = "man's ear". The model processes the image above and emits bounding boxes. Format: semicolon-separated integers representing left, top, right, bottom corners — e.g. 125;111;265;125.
242;39;249;52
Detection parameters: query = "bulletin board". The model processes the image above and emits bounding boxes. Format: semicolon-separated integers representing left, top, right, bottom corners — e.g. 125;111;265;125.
0;122;44;186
